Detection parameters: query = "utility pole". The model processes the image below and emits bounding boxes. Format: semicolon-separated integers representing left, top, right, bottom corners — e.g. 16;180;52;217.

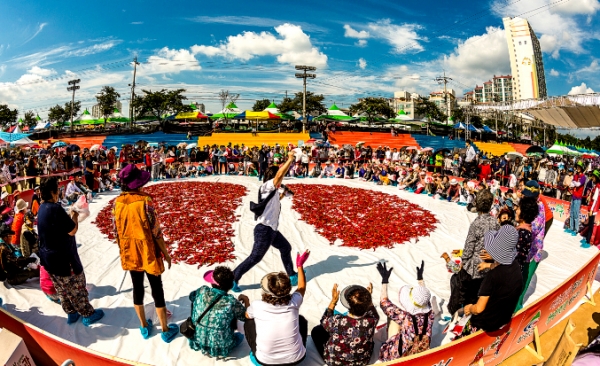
295;65;316;133
435;71;452;125
67;79;81;136
129;57;140;130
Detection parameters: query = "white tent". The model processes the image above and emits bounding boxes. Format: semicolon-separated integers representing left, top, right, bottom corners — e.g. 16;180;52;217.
12;125;22;134
11;137;36;146
34;122;51;130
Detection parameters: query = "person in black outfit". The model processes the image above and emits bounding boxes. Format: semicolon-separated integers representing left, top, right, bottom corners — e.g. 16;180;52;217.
463;225;522;334
258;146;269;180
84;154;95;193
25;156;40;189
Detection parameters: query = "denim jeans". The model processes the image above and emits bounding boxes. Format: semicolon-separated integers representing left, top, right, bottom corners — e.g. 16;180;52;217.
570;199;582;233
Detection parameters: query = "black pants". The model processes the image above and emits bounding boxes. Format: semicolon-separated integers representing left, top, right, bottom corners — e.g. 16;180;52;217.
310;325;329;360
130;271;166;308
219;162;227;174
233;224;296;282
85;174;95;192
245;316;307;366
448;269;483;315
259;162;268;179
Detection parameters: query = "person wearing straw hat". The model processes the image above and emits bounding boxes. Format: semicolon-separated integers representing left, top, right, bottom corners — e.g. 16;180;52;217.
377;261;433;361
463;225;522;334
311;282;379;365
187;266;249;357
37;177;104;326
113;164;178;342
244;251;310;366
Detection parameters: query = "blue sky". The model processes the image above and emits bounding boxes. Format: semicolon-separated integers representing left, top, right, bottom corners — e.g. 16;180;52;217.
0;0;599;118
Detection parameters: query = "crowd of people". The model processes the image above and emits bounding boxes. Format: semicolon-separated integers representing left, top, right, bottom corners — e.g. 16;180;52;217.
1;134;600;366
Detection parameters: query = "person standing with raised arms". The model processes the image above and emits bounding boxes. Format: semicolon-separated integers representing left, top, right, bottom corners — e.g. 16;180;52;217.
232;150;298;292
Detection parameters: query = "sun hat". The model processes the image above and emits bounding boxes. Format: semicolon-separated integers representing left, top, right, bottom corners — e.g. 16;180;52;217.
339;285;368;310
260;272;293;298
15;199;28;212
484;225;518;265
1;191;8;200
398;284;432;315
118;164;151;190
203;270;218;285
450;178;458;185
412;163;419;170
522;180;540;198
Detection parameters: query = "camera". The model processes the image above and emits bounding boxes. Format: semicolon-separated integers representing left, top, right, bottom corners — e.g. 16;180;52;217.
281;184;294;195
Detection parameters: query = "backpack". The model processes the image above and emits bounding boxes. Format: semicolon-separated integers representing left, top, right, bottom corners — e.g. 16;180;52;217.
402;312;431;357
249;184;278;220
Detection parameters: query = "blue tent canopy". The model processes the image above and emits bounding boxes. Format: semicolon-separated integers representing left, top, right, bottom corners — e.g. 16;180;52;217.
467;124;480;132
482;125;496;133
453;122;466;130
0;132;32;142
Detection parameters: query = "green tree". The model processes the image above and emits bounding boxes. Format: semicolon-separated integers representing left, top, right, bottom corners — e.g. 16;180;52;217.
132;89;191;128
252;99;271;112
292;91;326;115
451;108;465;123
48;101;81;127
277;97;298;114
23;110;36;127
414;99;447;122
96;86;121;127
349;97;395;125
470;115;483;129
0;104;18;127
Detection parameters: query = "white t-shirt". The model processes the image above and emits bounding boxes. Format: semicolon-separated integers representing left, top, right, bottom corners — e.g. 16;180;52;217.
256;179;281;231
392;152;400;161
247;292;305;365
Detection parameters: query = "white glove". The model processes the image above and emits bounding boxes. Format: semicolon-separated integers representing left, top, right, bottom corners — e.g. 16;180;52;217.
569;182;575;188
574;182;581;187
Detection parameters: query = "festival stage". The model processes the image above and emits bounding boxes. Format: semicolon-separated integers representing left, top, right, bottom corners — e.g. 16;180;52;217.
0;176;597;366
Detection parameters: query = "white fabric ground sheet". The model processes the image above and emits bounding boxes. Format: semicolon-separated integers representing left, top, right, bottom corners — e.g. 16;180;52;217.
0;176;597;366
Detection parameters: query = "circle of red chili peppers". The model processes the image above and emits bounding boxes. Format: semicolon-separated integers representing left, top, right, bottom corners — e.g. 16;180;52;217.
287;184;438;250
93;182;247;267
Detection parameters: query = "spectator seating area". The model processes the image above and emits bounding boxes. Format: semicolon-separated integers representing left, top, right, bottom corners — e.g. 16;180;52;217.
196;132;310;147
474;141;516;156
326;131;420;148
53;136;107;149
103;131;189;153
510;142;532;155
411;134;472;153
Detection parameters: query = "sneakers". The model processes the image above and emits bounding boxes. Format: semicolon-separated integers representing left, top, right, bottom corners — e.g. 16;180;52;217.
67;313;80;324
249;352;261;366
140;319;153;339
161;324;179;343
231;281;241;293
289;274;298;286
82;309;104;326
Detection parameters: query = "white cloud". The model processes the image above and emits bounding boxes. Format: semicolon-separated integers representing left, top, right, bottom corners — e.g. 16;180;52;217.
191;24;328;69
493;0;595;58
550;68;560;76
343;25;370;39
443;27;510;87
142;47;201;74
553;0;600;15
577;59;600;73
366;19;424;53
131;21;143;25
358;58;367;70
188;16;327;33
568;82;595;94
8;46;71;68
356;40;368;47
23;23;48;45
64;40;122;57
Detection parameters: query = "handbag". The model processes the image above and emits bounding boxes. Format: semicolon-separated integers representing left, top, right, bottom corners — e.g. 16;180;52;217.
180;293;224;339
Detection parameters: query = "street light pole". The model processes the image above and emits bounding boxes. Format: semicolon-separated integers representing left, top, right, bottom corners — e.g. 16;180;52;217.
295;65;316;133
67;79;81;136
129;57;140;130
435;71;452;125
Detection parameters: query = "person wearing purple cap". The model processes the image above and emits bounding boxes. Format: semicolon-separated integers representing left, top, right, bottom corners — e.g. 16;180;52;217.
188;266;249;357
113;164;178;342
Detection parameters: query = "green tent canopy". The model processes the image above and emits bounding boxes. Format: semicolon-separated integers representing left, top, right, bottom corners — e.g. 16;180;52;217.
315;103;356;121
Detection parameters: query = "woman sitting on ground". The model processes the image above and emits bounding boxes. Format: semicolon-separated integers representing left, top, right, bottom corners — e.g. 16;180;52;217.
245;251;310;366
377;261;433;361
0;225;38;285
311;282;379;366
462;225;523;335
188;266;249;357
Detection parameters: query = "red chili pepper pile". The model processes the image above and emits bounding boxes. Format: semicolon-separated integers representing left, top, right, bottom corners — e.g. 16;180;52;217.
287;184;438;250
93;182;247;267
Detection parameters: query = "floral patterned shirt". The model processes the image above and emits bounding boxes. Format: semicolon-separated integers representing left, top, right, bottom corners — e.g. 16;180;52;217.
188;286;246;357
529;201;546;263
448;214;499;279
379;299;434;361
320;307;379;366
516;226;532;266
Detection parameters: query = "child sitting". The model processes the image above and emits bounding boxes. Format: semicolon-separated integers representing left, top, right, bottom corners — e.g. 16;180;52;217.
197;164;206;176
228;162;237;175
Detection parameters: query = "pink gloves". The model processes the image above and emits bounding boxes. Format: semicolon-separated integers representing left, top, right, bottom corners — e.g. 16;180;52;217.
296;250;310;268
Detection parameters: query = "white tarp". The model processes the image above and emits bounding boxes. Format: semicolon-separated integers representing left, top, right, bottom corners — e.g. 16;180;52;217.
0;176;596;366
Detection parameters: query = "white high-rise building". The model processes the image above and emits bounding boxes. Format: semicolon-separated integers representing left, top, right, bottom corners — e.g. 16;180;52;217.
503;17;547;101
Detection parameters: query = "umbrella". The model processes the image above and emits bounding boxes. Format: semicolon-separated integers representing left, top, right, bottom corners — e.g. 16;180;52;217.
110;146;118;151
420;147;434;152
90;144;101;151
177;142;187;148
69;144;81;151
99;146;107;151
136;140;147;145
506;152;524;160
52;141;67;148
405;146;419;150
186;143;197;149
525;146;545;155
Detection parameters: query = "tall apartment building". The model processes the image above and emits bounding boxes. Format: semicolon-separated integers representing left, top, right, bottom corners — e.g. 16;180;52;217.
468;75;513;103
502;16;547;100
390;91;420;120
91;101;123;118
